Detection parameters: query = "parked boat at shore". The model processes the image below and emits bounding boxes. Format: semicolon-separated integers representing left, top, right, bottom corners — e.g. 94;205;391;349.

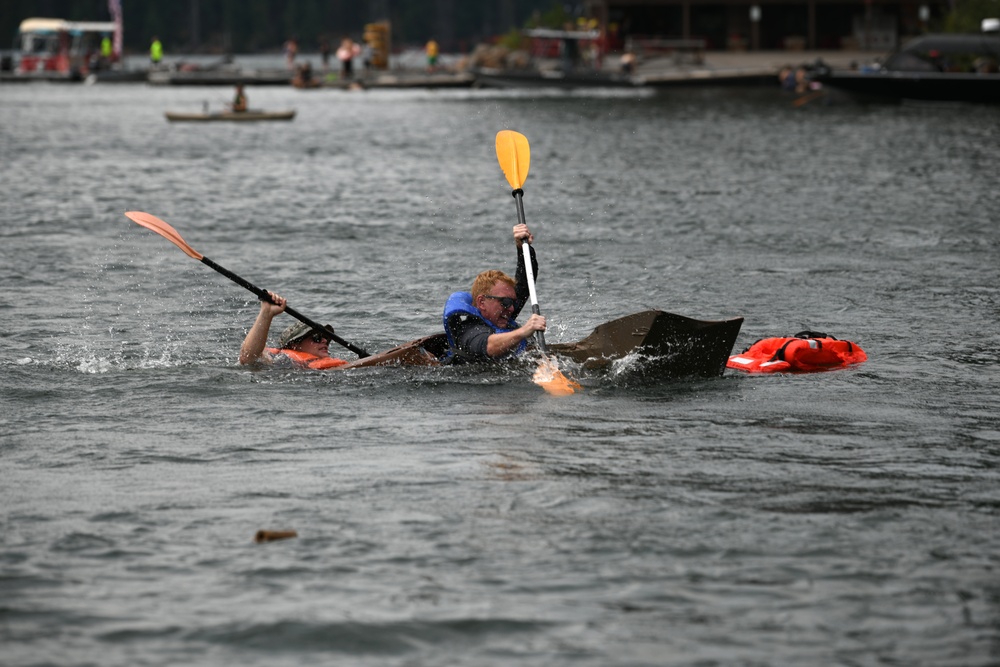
10;17;119;82
474;66;639;89
291;68;475;90
471;27;642;90
813;21;1000;103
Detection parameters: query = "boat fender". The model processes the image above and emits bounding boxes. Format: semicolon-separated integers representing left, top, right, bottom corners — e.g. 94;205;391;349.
726;331;866;373
265;348;349;370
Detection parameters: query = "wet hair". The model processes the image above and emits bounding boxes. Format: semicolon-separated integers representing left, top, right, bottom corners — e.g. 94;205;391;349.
471;270;515;301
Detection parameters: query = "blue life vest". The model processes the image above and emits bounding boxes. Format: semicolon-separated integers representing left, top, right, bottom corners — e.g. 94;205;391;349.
442;291;526;360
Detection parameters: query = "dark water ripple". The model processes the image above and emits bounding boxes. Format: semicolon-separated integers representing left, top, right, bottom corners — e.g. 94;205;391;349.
3;83;1000;666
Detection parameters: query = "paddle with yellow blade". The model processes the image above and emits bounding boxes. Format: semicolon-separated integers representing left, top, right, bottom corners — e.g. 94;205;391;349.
494;130;581;396
123;210;370;358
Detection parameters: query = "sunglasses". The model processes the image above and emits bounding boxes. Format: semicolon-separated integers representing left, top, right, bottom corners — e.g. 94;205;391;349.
308;332;328;343
483;295;517;309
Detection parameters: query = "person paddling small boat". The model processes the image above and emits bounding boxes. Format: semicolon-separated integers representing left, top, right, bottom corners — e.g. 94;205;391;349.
164;85;296;122
442;223;546;363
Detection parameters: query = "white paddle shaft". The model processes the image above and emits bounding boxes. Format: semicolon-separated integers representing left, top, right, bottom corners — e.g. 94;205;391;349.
522;242;539;308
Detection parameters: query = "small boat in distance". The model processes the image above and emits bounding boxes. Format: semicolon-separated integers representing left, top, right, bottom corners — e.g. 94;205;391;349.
164;109;296;122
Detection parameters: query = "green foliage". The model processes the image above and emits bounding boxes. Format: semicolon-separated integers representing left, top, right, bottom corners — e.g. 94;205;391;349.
2;0;557;53
943;0;1000;32
526;2;574;30
497;28;527;51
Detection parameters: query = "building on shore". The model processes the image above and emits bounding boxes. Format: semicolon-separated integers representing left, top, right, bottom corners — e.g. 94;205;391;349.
585;0;940;52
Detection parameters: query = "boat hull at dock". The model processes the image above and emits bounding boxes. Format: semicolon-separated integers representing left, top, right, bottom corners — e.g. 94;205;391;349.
473;67;639;89
812;33;1000;104
815;70;1000;104
149;68;291;86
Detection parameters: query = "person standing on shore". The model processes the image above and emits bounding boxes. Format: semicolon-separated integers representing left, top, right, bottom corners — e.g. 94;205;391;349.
425;38;439;72
319;35;331;70
284;37;298;69
337;37;361;80
620;50;636;74
150;36;163;66
100;34;113;65
230;83;247;112
361;42;373;72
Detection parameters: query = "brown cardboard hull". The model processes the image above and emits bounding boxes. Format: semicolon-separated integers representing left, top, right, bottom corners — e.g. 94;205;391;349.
339;310;742;379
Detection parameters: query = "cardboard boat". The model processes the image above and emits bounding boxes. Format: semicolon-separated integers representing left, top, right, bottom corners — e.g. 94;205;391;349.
338;310;744;380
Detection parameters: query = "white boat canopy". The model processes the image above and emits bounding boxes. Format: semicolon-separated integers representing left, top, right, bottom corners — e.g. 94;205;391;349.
18;18;116;35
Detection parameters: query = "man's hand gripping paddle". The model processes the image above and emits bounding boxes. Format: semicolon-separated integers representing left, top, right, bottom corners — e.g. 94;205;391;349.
494;130;581;396
123;211;370;358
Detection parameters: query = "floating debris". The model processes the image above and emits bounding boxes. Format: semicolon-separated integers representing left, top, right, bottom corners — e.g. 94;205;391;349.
254;530;298;543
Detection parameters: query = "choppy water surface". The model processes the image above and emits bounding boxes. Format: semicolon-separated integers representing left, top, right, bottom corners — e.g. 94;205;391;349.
2;81;998;666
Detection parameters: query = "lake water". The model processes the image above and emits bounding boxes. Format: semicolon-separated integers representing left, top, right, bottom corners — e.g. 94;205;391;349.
2;80;999;667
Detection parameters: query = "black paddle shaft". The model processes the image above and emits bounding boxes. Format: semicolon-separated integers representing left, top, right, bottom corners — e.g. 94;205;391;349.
199;256;371;358
511;189;548;353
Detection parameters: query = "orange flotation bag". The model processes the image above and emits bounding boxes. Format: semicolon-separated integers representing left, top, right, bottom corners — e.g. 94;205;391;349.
265;348;349;370
727;331;867;373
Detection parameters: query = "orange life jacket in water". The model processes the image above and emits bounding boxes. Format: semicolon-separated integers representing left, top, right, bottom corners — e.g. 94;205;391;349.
727;331;867;373
265;348;349;370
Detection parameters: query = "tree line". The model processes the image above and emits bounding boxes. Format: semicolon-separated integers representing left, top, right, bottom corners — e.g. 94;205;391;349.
4;0;581;53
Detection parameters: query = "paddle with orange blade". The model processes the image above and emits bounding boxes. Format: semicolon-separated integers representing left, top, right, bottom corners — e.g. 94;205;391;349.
123;211;370;358
494;130;581;396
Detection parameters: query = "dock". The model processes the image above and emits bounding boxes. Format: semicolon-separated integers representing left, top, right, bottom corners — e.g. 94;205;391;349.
632;49;874;87
147;66;292;86
296;70;475;90
1;50;876;89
